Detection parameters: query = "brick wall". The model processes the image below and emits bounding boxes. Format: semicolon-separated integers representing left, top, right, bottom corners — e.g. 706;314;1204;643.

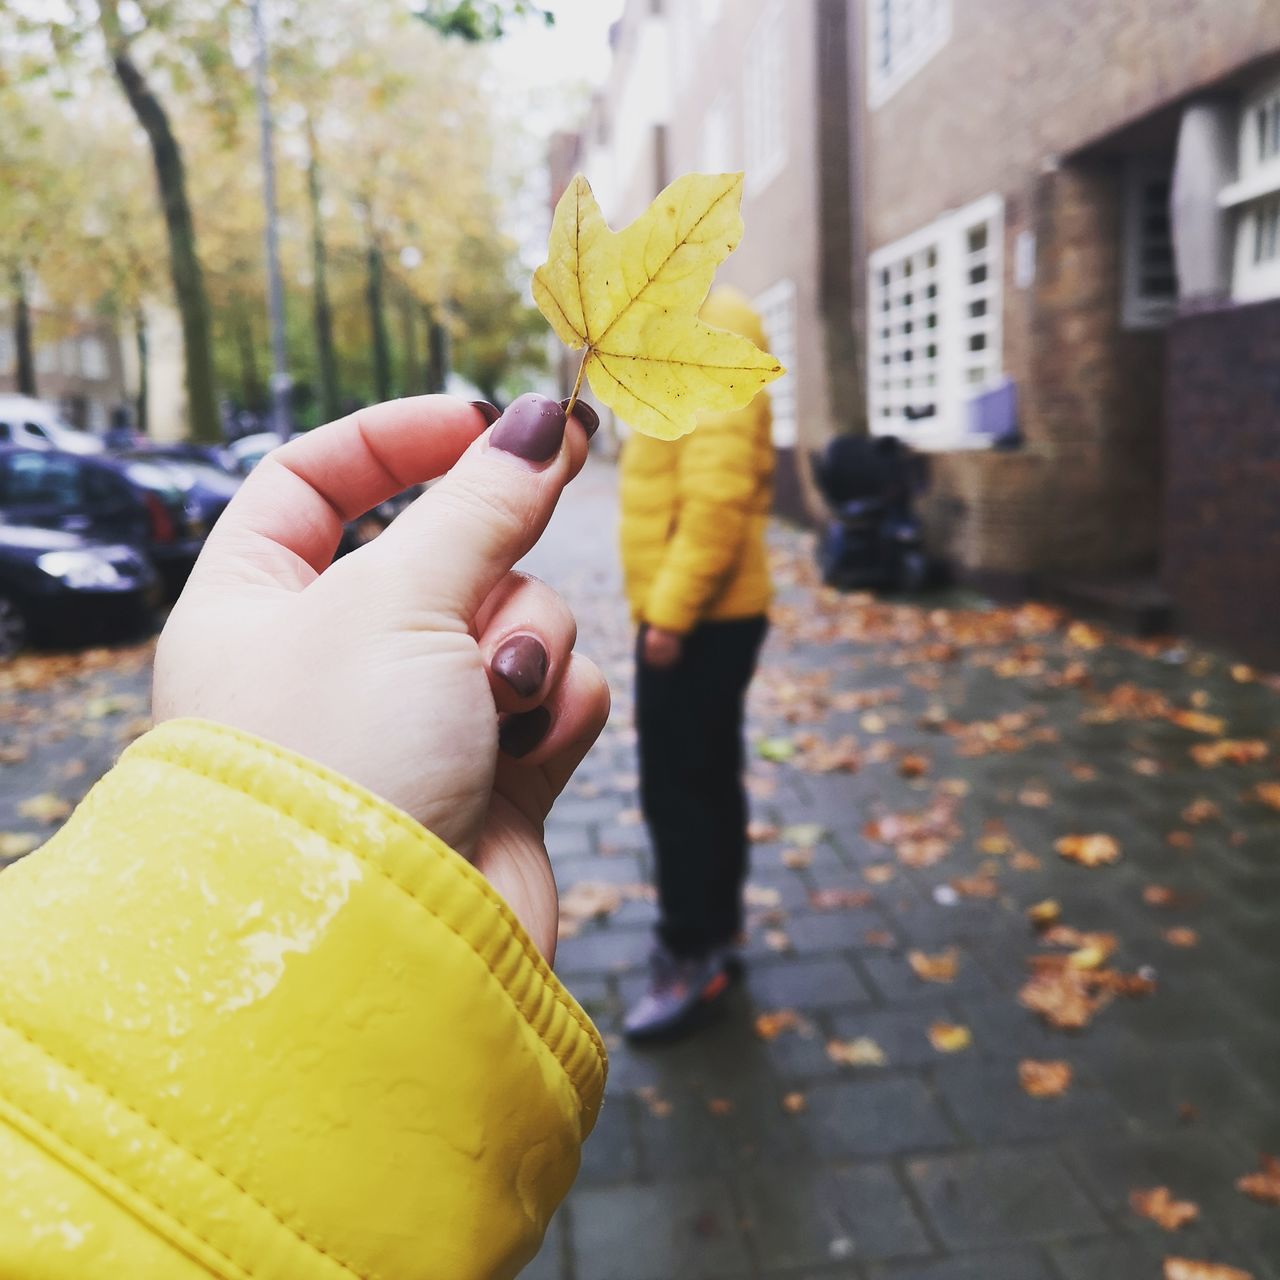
1164;299;1280;666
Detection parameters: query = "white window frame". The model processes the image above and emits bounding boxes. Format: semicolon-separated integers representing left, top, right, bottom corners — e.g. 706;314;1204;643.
1222;74;1280;302
700;92;735;174
754;279;798;449
1122;159;1178;329
867;0;952;110
867;193;1004;451
742;2;788;196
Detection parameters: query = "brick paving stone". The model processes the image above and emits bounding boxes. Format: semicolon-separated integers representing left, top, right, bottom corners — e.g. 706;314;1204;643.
866;1250;1056;1280
567;1179;752;1280
906;1149;1105;1248
857;949;997;1008
746;956;874;1012
799;1077;959;1159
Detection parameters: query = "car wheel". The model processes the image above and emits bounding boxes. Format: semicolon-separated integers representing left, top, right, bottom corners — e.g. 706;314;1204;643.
0;595;29;659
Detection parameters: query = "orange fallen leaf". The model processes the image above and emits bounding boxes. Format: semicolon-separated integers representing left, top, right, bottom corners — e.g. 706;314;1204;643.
950;874;999;898
634;1086;673;1118
17;792;71;825
1191;739;1268;768
707;1098;734;1117
1133;757;1163;776
1067;621;1105;649
863;928;894;947
1182;798;1221;825
1163;1260;1254;1280
1168;710;1226;736
1019;785;1052;808
1167;830;1194;849
809;888;872;911
1019;1059;1072;1097
763;928;792;953
1132;1187;1200;1231
744;884;782;908
864;863;896;884
0;743;29;764
928;1021;971;1053
908;948;958;983
1164;927;1199;948
896;837;951;868
898;753;930;778
754;1010;802;1041
1236;1153;1280;1206
781;847;813;869
748;820;781;842
781;1091;807;1115
1254;782;1280;812
1070;762;1098;781
1019;967;1106;1029
826;1036;887;1067
1027;899;1061;928
0;832;41;858
1011;850;1042;871
1055;833;1121;867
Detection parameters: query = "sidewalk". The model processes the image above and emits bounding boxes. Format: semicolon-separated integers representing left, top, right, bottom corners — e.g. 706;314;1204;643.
527;460;1280;1280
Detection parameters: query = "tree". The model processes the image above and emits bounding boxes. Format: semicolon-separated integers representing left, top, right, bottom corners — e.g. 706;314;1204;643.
416;0;553;42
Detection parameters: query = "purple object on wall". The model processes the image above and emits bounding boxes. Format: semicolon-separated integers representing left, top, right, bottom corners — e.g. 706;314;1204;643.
966;379;1019;445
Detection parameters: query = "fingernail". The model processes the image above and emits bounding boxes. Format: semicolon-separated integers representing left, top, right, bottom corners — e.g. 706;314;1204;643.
561;397;599;439
492;634;548;699
470;400;501;427
499;705;552;758
489;393;567;464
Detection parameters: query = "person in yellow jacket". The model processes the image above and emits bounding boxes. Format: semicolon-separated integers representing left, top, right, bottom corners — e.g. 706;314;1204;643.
618;287;775;1041
0;392;608;1279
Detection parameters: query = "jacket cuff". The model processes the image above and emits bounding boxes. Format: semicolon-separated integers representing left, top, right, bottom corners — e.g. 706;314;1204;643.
0;719;606;1280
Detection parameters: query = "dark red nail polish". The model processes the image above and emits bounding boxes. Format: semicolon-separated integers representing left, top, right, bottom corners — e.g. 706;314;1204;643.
499;706;552;758
492;634;548;699
490;394;567;464
470;400;501;427
560;397;600;439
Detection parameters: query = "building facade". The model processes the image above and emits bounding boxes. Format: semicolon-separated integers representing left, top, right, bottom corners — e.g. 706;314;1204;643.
556;0;859;517
856;0;1280;660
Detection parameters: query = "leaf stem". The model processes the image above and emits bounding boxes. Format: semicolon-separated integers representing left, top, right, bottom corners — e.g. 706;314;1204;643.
565;348;589;420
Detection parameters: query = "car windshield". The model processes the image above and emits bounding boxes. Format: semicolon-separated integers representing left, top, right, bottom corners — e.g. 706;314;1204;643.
123;460;186;498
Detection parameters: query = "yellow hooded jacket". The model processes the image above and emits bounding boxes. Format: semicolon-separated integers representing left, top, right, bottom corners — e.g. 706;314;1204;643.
0;719;605;1279
618;287;775;634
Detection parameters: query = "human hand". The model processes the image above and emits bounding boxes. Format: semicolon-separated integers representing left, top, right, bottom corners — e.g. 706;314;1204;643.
153;394;608;961
641;625;684;669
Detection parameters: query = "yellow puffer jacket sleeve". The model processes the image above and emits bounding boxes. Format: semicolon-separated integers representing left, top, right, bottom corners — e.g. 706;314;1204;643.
641;288;774;635
0;719;605;1280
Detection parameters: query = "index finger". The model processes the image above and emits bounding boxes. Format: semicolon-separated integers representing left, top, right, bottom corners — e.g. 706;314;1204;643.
195;396;497;590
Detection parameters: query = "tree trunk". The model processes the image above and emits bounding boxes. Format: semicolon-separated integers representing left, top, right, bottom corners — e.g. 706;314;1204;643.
425;308;449;394
134;308;149;435
397;295;418;396
305;119;341;421
11;266;35;397
233;298;265;411
366;240;392;402
107;41;220;442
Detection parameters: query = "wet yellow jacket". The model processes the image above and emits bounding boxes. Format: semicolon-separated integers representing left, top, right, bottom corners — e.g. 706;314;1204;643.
0;719;605;1279
618;288;775;634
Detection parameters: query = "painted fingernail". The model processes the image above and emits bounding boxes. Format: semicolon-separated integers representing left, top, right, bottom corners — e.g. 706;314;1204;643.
470;400;501;427
560;397;599;439
499;706;552;758
489;393;567;464
492;634;548;699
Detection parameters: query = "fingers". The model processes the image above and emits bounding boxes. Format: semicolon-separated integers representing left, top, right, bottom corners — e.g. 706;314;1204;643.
371;394;593;624
497;652;610;771
195;396;496;591
476;572;577;713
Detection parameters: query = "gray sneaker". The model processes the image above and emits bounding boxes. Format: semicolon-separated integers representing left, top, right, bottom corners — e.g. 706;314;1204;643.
623;943;733;1042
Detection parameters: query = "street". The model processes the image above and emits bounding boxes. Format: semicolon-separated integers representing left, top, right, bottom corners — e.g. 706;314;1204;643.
3;456;1280;1279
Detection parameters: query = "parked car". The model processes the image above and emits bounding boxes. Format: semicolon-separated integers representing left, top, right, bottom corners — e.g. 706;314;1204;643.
0;394;105;455
0;447;205;593
0;522;157;657
112;450;242;534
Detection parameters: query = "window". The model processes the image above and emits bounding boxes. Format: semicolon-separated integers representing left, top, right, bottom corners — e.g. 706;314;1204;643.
868;0;951;108
743;3;787;195
700;94;735;173
2;453;83;508
80;335;109;381
754;279;798;448
868;194;1003;448
1122;161;1177;328
1225;77;1280;302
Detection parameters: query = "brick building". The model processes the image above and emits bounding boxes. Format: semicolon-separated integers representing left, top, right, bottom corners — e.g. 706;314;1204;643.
554;0;859;517
857;0;1280;661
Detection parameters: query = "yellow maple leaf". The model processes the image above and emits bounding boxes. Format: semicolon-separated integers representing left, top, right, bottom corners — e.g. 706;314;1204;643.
533;172;784;439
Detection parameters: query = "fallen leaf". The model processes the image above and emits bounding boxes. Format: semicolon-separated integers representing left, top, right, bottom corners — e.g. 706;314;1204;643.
782;822;826;847
754;1010;802;1041
634;1085;673;1119
1019;785;1052;808
1055;833;1121;867
60;758;86;781
757;736;797;763
1168;710;1226;736
744;884;782;909
1011;850;1043;871
950;874;999;899
1191;739;1268;768
17;792;71;825
1019;1059;1073;1097
928;1021;972;1053
781;847;813;869
898;753;930;778
82;693;138;720
706;1097;734;1116
826;1036;887;1067
0;743;29;764
809;887;872;911
863;928;894;947
1167;830;1195;849
0;832;40;858
1236;1154;1280;1206
908;948;958;983
1027;899;1062;928
1019;966;1106;1029
1164;927;1199;948
1182;798;1221;825
864;863;896;885
1070;762;1099;781
1163;1260;1254;1280
860;712;887;734
618;807;642;826
1131;1187;1200;1231
1254;782;1280;811
763;928;792;953
534;173;783;439
1133;757;1163;776
781;1091;807;1115
748;820;781;842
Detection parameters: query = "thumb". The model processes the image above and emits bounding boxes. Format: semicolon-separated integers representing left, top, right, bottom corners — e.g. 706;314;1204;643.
368;393;591;623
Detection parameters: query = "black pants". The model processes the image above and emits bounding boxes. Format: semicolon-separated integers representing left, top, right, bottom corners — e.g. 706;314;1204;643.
636;616;768;957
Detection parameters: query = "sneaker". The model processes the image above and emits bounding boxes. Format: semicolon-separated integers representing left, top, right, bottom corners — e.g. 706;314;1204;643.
623;943;732;1043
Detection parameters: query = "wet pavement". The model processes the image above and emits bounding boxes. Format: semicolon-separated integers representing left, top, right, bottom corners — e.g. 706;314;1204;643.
3;456;1279;1280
